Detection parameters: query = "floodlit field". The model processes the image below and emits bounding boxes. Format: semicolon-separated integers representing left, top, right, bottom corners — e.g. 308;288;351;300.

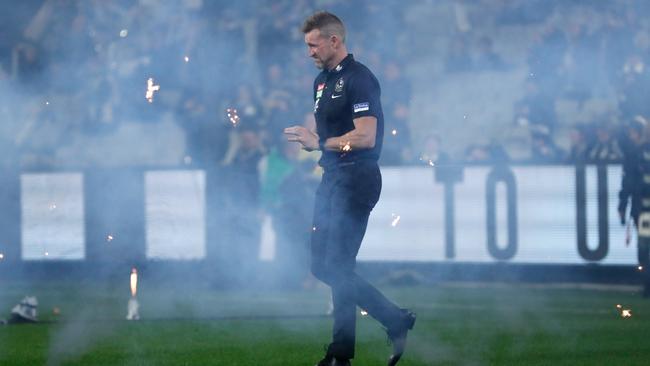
1;281;649;365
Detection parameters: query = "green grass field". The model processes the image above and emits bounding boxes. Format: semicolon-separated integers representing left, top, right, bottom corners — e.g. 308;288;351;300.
1;281;649;365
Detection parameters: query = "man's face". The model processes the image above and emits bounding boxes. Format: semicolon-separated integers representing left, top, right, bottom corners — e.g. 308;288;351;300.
305;29;335;70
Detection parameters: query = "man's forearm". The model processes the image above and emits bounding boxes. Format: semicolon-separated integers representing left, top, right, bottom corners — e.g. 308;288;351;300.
323;130;375;152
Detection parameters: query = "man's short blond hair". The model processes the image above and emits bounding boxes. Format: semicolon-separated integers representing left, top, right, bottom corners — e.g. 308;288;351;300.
301;11;346;43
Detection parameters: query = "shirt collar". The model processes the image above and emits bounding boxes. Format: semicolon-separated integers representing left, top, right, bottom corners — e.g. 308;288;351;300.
329;54;354;73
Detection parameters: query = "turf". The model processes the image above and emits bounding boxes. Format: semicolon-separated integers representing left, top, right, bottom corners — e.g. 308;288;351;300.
1;281;649;365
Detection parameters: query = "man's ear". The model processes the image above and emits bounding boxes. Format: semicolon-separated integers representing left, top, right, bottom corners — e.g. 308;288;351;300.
330;35;340;48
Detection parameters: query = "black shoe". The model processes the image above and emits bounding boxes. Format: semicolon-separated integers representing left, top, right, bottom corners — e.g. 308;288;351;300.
386;309;416;366
315;356;351;366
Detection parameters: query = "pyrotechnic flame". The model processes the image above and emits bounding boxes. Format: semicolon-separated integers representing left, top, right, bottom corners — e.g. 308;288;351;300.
184;56;190;63
312;226;317;232
45;101;50;105
0;253;4;260
391;129;397;136
106;234;114;242
360;310;368;316
130;268;138;297
145;78;160;103
341;141;351;152
391;213;401;227
226;108;240;126
615;304;632;318
119;29;128;38
639;266;644;271
49;203;57;210
622;309;632;318
44;251;49;257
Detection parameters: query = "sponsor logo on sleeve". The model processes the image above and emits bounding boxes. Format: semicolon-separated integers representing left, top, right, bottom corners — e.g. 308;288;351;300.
353;102;369;113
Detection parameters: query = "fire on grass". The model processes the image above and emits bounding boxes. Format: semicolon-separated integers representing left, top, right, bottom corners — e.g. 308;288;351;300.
615;304;632;319
127;267;140;320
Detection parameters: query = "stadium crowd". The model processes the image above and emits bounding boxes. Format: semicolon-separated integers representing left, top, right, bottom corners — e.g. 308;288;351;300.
2;0;650;169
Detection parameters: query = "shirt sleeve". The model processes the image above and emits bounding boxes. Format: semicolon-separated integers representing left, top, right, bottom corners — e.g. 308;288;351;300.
347;69;381;119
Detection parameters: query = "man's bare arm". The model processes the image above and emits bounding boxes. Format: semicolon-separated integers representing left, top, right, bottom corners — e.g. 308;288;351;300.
323;116;377;151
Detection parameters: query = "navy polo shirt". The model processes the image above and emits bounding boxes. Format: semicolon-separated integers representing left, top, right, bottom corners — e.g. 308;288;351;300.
312;54;384;167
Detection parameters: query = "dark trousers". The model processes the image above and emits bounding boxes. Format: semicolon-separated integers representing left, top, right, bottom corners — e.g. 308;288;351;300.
310;161;402;359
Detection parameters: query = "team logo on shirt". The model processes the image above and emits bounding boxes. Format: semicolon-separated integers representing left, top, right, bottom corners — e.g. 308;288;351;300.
335;78;344;93
353;102;369;113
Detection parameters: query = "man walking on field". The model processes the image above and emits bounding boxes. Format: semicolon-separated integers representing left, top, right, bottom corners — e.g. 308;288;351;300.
284;11;416;366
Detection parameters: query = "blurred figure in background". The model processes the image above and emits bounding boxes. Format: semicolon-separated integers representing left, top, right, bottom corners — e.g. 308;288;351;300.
380;59;413;165
178;91;229;168
222;123;265;287
618;116;650;297
473;36;509;72
567;124;593;163
261;136;318;288
514;79;557;134
444;35;473;73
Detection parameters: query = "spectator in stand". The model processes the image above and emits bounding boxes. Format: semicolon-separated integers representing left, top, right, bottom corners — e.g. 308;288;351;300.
563;23;600;106
474;36;509;72
567;124;593;163
177;90;229;168
11;40;45;87
444;35;473;73
464;142;509;164
527;26;567;96
617;31;650;121
587;119;623;163
381;59;413;165
514;79;557;133
530;126;564;163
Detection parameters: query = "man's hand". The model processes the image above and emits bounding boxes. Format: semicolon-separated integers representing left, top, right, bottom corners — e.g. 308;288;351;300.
284;125;319;151
619;209;626;226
